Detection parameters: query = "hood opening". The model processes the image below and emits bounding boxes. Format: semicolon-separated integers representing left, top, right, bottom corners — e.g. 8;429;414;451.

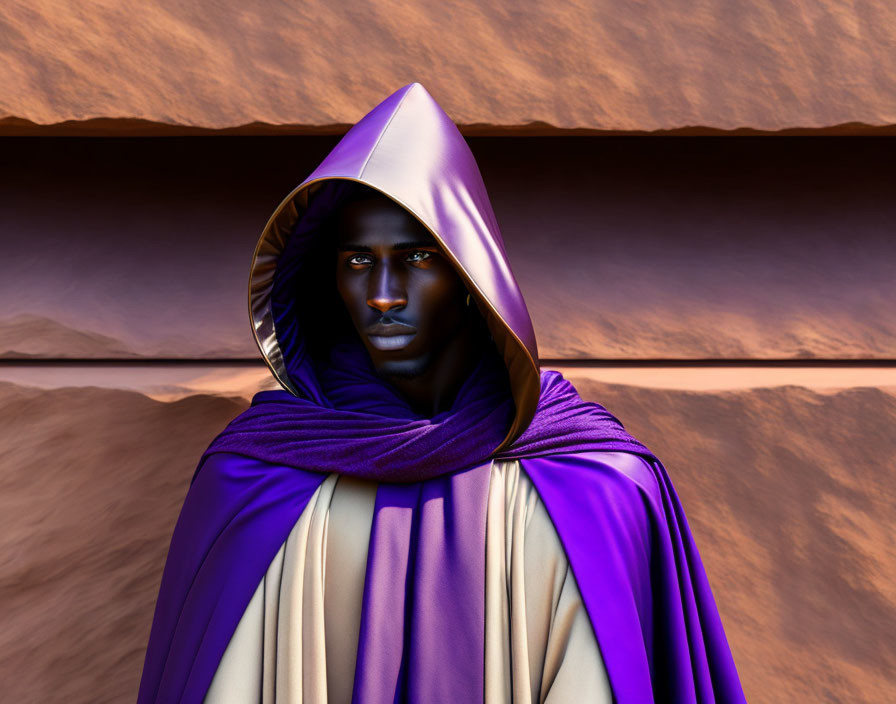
268;178;504;409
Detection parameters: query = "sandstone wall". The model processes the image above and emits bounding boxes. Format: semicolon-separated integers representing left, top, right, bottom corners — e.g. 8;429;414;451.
2;1;895;134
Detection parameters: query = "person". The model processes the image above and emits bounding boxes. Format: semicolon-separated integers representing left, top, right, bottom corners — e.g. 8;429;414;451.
137;83;747;704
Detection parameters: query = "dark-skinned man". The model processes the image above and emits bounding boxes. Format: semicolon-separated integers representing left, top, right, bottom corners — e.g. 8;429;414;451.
139;83;746;704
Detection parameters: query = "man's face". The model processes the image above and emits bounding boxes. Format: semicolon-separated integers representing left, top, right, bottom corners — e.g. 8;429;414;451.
334;194;470;378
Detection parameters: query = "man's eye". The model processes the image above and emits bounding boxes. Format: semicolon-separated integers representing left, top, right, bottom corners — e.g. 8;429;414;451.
407;251;432;262
348;254;372;265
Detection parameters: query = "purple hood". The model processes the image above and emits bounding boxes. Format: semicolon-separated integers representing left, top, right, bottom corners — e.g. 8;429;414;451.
249;81;539;451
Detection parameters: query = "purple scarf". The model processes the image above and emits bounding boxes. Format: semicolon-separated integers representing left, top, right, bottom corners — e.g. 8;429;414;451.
195;337;653;482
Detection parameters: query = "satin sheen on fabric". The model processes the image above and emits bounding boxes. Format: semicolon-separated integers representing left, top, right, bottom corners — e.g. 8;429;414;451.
137;82;747;703
204;461;613;703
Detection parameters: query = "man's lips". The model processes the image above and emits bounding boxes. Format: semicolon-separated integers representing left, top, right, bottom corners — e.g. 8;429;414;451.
366;322;417;351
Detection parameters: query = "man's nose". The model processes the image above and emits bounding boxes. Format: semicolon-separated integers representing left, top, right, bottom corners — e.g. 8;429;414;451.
367;262;408;313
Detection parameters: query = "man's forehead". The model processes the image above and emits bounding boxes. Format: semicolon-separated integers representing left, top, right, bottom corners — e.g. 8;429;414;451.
334;196;436;246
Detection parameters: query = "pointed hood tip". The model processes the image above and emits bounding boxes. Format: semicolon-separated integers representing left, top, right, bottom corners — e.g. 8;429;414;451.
401;80;428;93
394;82;445;113
382;81;429;104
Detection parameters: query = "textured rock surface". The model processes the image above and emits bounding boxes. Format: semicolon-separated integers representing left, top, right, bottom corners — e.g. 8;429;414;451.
1;379;894;703
1;1;895;133
0;383;246;704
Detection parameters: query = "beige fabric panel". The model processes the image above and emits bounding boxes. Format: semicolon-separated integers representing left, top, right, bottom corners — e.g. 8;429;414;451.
205;461;611;703
484;460;613;704
322;476;378;702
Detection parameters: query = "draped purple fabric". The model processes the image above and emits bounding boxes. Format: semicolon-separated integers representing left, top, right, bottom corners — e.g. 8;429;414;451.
351;466;493;703
523;452;747;702
192;338;650;484
137;82;747;703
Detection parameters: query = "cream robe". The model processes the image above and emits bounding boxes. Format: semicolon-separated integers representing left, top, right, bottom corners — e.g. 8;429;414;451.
205;460;612;703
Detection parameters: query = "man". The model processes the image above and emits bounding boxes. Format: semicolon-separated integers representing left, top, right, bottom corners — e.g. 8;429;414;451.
138;83;747;703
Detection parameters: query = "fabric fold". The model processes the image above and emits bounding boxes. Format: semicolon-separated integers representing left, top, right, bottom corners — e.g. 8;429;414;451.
523;451;745;702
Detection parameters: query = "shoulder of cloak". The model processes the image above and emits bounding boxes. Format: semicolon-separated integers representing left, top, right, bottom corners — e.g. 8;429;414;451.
521;450;747;704
137;452;327;704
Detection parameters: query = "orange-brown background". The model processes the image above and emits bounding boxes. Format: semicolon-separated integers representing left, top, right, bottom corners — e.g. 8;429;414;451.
2;3;895;703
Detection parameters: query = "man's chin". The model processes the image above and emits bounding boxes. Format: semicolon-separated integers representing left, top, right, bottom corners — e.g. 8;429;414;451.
373;352;431;379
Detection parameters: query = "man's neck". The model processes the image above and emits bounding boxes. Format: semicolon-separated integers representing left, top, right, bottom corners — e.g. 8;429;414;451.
384;325;484;417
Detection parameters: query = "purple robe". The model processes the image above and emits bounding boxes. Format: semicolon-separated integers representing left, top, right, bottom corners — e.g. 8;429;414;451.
137;82;747;703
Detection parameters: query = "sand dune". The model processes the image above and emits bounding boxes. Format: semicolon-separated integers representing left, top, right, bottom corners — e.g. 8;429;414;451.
0;380;894;702
0;314;257;361
531;303;896;360
0;314;139;358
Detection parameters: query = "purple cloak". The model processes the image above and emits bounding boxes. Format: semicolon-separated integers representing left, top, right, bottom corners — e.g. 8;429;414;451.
137;83;747;703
